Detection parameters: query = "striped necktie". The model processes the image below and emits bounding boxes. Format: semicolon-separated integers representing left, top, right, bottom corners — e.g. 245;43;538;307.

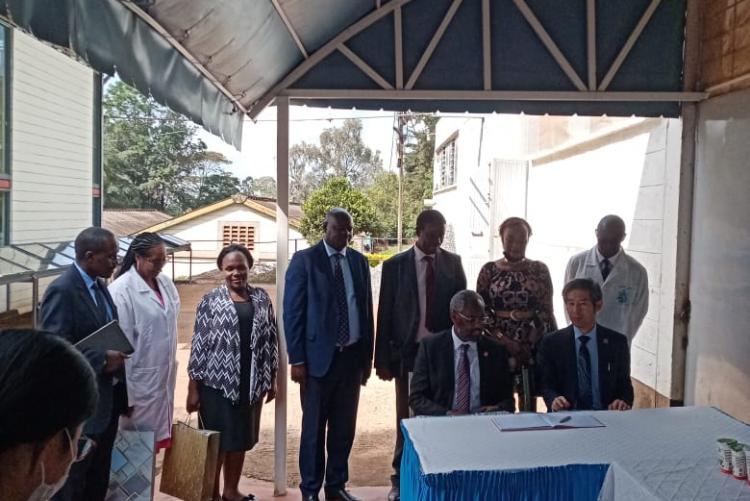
454;344;471;414
333;254;350;346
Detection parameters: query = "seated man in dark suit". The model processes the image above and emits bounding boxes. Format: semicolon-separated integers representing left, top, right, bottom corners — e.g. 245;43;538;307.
540;278;634;412
409;290;514;416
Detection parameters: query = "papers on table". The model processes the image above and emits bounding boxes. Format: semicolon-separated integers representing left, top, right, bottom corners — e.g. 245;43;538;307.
492;413;605;432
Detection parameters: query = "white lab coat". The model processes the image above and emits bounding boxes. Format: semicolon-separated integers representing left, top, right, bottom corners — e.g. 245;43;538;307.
564;246;649;345
109;267;180;442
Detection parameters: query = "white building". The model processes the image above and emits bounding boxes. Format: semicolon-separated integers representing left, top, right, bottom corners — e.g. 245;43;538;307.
0;23;103;320
141;195;308;279
432;114;681;409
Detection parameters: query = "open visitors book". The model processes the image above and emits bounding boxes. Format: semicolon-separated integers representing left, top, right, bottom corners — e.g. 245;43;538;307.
491;413;605;432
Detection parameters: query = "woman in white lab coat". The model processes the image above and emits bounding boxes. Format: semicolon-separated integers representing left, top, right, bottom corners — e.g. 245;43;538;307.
109;232;180;451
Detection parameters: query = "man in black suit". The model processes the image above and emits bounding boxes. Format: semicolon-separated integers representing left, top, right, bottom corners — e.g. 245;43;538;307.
284;208;374;501
539;278;634;412
374;209;466;500
409;290;515;417
41;227;129;501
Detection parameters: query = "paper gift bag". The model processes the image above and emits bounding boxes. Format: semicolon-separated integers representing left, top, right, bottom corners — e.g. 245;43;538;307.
159;421;220;501
107;429;156;501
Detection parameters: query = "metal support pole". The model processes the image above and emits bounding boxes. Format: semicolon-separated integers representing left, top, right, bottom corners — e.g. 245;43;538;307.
395;113;405;251
31;277;39;328
189;249;193;283
274;96;290;496
670;0;701;406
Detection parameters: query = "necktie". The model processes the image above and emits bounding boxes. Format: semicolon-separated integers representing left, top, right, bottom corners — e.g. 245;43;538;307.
333;254;350;346
423;255;435;331
92;281;110;321
600;258;612;281
454;344;471;414
577;336;593;410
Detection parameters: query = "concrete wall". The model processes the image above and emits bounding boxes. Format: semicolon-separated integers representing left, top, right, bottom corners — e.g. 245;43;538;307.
526;119;682;405
686;88;750;421
158;203;306;279
432;115;529;287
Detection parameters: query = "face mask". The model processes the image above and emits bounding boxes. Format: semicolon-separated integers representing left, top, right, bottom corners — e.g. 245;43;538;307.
27;429;75;501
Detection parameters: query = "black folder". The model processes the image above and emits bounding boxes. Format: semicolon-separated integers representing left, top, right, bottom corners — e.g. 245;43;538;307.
75;320;134;355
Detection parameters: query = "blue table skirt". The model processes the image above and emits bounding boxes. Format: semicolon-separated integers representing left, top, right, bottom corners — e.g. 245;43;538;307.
401;425;609;501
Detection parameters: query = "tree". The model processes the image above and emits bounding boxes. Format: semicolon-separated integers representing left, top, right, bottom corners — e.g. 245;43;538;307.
289;142;319;203
313;119;383;188
300;178;379;244
250;176;277;198
366;171;399;237
401;114;438;236
103;80;236;214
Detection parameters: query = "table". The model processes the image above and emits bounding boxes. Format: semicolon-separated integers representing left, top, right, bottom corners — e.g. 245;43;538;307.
400;406;750;500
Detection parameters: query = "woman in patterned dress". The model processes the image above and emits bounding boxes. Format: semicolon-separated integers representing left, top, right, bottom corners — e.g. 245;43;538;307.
186;244;278;501
476;217;556;411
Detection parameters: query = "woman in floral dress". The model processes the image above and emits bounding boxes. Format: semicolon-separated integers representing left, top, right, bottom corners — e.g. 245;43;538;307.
476;217;556;411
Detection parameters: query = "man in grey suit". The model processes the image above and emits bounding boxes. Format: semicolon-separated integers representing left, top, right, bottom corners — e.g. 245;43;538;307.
374;209;466;501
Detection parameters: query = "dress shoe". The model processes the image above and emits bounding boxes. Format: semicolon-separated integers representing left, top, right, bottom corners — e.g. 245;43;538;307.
302;495;320;501
324;487;362;501
388;485;400;501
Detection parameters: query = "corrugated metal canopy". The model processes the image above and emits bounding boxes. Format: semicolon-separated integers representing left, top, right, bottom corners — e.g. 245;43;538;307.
1;0;702;147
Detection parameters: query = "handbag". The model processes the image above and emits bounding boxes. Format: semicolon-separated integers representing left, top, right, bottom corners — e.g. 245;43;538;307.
107;428;156;501
159;415;220;501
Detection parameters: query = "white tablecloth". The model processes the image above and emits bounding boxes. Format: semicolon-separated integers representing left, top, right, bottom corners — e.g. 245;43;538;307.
402;406;750;500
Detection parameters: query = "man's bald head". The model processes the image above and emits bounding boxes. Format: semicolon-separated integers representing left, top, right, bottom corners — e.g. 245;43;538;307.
596;215;626;258
323;208;354;251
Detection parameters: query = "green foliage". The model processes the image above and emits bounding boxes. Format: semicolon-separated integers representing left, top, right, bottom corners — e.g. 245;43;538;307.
300;178;379;244
364;253;391;267
366;171;399;237
401;114;437;237
103;80;238;214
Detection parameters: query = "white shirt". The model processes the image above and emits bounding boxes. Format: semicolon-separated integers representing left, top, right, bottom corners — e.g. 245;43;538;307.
565;246;649;345
323;240;360;345
414;245;437;342
451;328;481;413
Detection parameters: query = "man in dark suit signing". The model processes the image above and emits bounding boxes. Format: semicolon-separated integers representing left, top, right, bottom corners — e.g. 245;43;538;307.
284;208;374;501
374;209;466;500
539;278;634;412
41;227;129;501
409;290;515;417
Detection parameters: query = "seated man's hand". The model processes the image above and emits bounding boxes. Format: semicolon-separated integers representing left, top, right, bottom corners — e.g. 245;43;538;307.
607;399;631;411
551;396;571;412
376;366;393;381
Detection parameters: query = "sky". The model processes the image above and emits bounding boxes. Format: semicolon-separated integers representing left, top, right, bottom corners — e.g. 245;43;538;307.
199;105;400;180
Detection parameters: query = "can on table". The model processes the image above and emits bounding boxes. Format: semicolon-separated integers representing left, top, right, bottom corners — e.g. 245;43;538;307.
717;438;736;474
732;443;747;480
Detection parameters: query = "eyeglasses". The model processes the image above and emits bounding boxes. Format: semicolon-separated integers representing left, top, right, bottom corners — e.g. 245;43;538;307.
455;311;487;323
64;428;96;463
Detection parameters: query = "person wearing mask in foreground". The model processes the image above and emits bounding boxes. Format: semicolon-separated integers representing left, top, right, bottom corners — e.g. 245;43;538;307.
0;329;98;501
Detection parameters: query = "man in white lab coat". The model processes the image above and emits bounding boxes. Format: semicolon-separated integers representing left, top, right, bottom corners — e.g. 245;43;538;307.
564;215;648;346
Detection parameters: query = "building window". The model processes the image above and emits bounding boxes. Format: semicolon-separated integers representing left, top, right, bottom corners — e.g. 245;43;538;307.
435;133;458;190
222;223;256;250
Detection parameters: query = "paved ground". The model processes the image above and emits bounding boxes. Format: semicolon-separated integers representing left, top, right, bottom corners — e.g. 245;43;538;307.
164;273;396;498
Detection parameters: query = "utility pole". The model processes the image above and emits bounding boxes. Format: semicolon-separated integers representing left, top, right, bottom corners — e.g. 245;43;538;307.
394;113;406;251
